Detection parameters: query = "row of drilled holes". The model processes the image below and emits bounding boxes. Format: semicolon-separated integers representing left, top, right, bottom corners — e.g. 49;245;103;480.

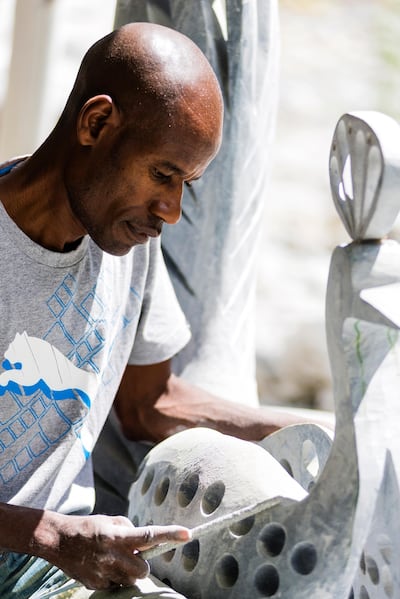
160;521;318;597
349;538;394;599
138;468;319;597
141;468;225;515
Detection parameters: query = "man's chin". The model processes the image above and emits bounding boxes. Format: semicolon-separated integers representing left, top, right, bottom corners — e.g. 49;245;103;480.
93;236;149;257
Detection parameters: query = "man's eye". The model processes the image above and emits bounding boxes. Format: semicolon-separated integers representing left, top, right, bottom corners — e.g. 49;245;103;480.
153;168;170;182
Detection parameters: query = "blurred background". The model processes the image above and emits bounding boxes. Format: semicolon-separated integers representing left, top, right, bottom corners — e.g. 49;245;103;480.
1;0;400;412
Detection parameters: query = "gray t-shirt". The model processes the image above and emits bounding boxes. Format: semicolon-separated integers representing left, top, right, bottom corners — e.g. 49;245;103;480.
0;171;190;514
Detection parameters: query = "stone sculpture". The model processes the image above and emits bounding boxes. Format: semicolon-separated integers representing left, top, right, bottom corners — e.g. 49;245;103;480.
114;0;279;406
125;111;400;598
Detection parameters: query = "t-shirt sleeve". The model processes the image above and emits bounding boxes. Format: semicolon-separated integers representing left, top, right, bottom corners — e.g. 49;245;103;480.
128;237;191;365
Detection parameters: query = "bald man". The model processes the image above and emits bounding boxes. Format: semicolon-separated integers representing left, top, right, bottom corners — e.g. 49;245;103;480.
0;23;301;598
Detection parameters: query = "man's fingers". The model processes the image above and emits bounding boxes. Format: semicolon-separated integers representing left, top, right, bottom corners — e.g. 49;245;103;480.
110;555;150;584
132;525;192;550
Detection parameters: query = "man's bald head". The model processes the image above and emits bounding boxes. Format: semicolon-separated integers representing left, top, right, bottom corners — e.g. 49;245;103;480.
61;22;223;150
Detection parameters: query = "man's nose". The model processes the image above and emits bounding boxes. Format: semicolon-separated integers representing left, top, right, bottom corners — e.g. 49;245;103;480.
150;184;183;225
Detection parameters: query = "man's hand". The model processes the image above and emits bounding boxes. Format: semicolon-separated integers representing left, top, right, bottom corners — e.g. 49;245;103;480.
0;503;190;592
43;513;191;590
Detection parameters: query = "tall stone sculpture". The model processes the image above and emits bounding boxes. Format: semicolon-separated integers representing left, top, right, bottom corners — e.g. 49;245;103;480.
326;111;400;598
124;112;400;598
114;0;279;405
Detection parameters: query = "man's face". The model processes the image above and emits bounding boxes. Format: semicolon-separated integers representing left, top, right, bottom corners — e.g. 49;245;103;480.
66;120;219;256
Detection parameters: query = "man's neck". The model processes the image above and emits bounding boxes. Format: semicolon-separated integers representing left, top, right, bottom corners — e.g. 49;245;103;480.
0;151;86;252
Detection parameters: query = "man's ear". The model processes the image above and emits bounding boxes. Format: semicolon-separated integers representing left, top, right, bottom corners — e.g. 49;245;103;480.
76;95;121;146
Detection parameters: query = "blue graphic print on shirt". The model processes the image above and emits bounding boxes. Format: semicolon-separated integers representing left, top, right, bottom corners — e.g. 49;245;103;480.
0;271;141;484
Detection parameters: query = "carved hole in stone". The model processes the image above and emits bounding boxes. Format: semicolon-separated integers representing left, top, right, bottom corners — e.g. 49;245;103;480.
359;586;370;599
258;523;286;557
339;155;354;203
181;540;200;572
201;481;225;515
279;459;293;478
365;556;379;585
178;473;199;508
230;515;255;537
162;549;176;563
381;564;394;597
254;564;280;597
290;542;318;575
302;440;319;478
360;552;366;574
154;477;170;506
141;468;155;495
348;589;355;599
215;554;239;588
377;534;392;565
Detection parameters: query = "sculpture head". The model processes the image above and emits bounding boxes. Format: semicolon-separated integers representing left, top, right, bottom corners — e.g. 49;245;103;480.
330;112;400;241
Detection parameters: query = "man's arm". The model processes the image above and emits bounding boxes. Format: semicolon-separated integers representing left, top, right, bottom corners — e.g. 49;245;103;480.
113;360;313;443
0;502;190;590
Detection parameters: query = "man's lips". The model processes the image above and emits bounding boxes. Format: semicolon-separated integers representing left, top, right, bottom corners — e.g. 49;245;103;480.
139;225;162;238
126;222;162;243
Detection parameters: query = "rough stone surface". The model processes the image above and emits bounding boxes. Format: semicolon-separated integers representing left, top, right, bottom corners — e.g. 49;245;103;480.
128;428;308;598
